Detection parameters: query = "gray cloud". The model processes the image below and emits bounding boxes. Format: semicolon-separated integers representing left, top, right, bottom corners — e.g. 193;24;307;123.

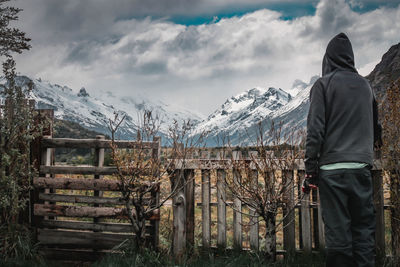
11;0;400;115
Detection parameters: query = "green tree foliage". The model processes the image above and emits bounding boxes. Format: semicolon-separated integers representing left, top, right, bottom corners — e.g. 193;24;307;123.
0;0;31;57
0;0;38;260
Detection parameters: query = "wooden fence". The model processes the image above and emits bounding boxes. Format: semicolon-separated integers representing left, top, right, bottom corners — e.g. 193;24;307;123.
30;110;161;261
27;110;389;261
171;152;388;259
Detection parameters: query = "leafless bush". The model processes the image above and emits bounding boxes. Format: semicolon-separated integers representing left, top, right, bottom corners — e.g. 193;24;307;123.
108;111;206;251
220;120;303;260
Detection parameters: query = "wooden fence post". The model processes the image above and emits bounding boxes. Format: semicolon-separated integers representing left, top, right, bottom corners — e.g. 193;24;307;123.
232;150;242;250
297;171;303;249
93;135;105;228
216;152;227;249
317;189;325;250
173;191;186;261
151;136;161;249
184;168;195;251
31;109;53;229
201;152;211;249
312;189;319;249
249;151;259;251
300;181;312;253
283;170;295;254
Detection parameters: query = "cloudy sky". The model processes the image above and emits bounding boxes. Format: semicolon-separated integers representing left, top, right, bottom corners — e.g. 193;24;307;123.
12;0;400;116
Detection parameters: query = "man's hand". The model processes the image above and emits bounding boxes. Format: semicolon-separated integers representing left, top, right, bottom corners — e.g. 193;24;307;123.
302;173;318;194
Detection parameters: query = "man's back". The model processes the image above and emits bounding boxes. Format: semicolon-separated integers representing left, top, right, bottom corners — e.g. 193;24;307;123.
319;70;374;165
305;33;379;173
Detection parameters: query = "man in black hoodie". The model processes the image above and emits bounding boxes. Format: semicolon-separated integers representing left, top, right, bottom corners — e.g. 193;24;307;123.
304;33;381;267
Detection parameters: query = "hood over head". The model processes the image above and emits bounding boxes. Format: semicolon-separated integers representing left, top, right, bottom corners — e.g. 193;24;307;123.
322;33;357;76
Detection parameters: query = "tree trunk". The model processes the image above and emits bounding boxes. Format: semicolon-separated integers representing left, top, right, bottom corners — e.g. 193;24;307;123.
264;212;277;261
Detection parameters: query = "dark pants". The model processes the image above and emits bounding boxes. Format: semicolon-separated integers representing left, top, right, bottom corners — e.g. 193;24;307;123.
319;167;376;267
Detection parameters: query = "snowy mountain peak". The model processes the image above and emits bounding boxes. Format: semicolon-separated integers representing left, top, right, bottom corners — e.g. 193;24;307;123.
196;85;292;140
3;76;203;140
192;76;320;145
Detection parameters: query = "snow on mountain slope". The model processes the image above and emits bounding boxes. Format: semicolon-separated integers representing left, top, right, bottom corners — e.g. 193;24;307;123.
6;76;202;140
192;86;293;145
193;76;319;145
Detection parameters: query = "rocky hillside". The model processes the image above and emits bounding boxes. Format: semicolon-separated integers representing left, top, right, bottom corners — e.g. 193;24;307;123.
366;42;400;96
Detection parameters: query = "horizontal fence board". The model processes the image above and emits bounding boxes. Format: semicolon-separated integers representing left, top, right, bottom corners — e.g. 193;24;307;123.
40;165;154;175
171;159;305;170
41;138;158;149
196;202;321;209
34;177;121;191
38;193;152;206
40;166;118;175
34;177;157;192
39;220;152;233
38;229;138;249
39;193;123;204
171;159;383;170
34;204;160;220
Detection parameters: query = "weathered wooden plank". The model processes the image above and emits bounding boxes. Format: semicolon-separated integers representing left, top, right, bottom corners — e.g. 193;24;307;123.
41;136;54;221
34;177;121;191
202;168;211;249
39;193;121;204
94;135;105;227
40;165;155;175
301;187;312;253
39;220;146;232
41;137;158;149
249;207;259;251
150;136;161;249
34;204;160;220
232;151;242;249
317;189;325;250
283;170;295;253
312;189;319;249
170;158;382;170
248;151;259;251
217;167;227;248
197;201;318;208
297;171;303;249
40;165;118;175
372;169;385;257
173;191;186;260
38;193;151;205
185;169;195;249
38;229;140;249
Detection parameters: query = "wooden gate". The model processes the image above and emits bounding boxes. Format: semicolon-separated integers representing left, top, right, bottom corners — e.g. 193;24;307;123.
31;113;161;261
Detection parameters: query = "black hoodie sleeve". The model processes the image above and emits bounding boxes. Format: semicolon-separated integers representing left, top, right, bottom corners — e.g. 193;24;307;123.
373;95;382;148
305;80;326;174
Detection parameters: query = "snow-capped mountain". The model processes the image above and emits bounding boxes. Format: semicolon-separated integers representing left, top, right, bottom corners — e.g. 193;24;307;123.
192;76;319;146
4;76;202;140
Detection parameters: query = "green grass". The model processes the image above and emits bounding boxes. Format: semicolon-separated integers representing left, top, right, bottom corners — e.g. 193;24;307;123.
92;249;326;267
3;249;399;267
